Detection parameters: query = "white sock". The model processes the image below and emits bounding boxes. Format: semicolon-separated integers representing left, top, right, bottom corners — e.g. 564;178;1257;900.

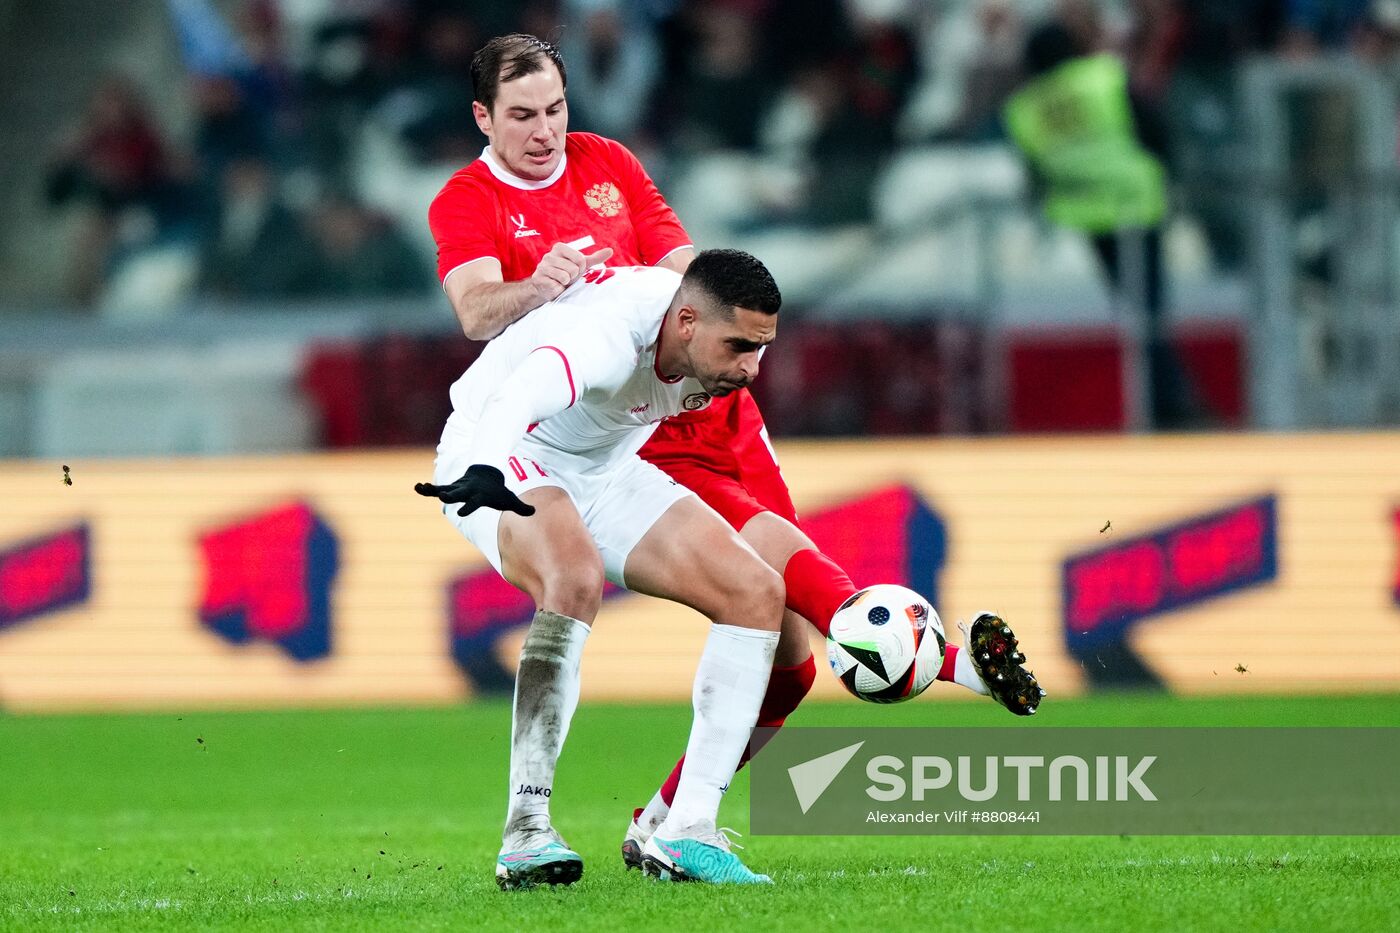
658;623;779;838
954;644;991;696
638;789;669;832
502;610;590;844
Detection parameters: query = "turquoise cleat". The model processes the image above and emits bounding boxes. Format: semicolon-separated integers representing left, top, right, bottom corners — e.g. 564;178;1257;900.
495;831;583;891
640;826;772;885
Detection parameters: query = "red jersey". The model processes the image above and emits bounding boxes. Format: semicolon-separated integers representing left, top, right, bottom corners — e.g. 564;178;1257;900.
428;132;691;284
428;131;798;528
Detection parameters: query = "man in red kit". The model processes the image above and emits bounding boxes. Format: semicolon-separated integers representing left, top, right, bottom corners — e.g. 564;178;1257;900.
428;33;1044;882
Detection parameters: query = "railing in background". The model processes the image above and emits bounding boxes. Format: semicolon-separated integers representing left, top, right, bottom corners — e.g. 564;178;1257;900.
1238;57;1400;429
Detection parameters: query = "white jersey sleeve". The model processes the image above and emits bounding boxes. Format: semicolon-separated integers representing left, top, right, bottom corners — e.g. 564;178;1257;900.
462;312;643;468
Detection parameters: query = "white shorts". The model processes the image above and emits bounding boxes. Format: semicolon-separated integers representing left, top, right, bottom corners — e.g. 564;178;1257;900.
434;428;693;586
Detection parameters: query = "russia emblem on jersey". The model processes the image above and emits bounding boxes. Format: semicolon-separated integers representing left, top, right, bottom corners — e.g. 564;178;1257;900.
584;182;623;217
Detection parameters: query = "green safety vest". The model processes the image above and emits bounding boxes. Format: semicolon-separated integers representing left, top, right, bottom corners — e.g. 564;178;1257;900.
1003;54;1166;233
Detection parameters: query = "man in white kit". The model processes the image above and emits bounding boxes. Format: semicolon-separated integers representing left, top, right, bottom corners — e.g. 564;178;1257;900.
416;249;785;888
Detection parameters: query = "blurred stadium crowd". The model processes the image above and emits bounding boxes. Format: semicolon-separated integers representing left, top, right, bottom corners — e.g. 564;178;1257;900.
34;0;1400;308
2;0;1397;454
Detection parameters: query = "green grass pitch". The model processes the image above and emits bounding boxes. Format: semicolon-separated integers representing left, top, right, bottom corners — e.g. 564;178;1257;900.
3;694;1399;931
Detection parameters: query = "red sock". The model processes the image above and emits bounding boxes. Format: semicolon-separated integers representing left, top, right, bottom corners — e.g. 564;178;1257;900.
658;655;817;806
658;755;684;808
741;654;817;767
782;548;857;636
936;644;961;682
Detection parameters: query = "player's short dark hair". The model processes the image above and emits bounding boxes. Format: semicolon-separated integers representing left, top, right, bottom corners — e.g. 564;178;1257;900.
682;249;782;319
471;34;567;113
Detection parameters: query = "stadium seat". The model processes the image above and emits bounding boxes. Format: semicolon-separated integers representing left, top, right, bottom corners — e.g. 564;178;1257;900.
872;144;1026;233
96;243;201;321
352;120;451;265
824;228;985;309
668;152;768;243
729;225;874;307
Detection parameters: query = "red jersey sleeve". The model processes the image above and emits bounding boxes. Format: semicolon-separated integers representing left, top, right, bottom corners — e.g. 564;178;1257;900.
427;172;503;284
598;137;692;266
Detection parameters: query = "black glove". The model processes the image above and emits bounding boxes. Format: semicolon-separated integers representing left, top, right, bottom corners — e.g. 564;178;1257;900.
414;464;536;518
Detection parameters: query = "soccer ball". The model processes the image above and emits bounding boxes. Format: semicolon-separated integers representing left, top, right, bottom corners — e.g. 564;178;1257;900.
827;585;945;703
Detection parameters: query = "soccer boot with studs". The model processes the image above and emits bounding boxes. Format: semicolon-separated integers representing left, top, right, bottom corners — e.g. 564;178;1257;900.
495;826;584;891
959;611;1046;716
621;807;649;871
641;824;772;885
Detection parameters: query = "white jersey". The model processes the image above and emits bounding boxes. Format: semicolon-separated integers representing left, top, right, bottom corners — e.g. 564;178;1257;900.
445;266;713;472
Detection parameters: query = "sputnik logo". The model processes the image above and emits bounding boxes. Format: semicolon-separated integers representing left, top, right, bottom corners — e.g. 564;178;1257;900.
788;741;865;814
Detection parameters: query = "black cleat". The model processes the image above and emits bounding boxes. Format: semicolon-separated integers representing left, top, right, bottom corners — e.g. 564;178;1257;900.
621;808;650;871
959;612;1046;716
622;837;644;871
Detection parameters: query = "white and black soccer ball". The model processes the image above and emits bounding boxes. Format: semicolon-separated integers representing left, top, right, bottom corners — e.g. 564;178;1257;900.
827;584;945;704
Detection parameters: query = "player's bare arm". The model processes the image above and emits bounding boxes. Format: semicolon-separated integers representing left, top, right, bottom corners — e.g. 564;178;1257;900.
656;247;695;274
446;244;614;340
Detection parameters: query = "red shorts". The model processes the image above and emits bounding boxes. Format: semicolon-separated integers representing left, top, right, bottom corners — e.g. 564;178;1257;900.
639;389;799;531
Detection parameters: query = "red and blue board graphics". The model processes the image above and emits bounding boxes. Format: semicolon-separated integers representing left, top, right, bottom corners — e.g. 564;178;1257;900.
197;502;338;662
1062;495;1278;688
0;525;91;631
447;485;946;693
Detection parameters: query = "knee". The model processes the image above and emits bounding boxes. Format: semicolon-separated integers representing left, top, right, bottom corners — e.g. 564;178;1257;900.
538;553;605;621
734;561;785;630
